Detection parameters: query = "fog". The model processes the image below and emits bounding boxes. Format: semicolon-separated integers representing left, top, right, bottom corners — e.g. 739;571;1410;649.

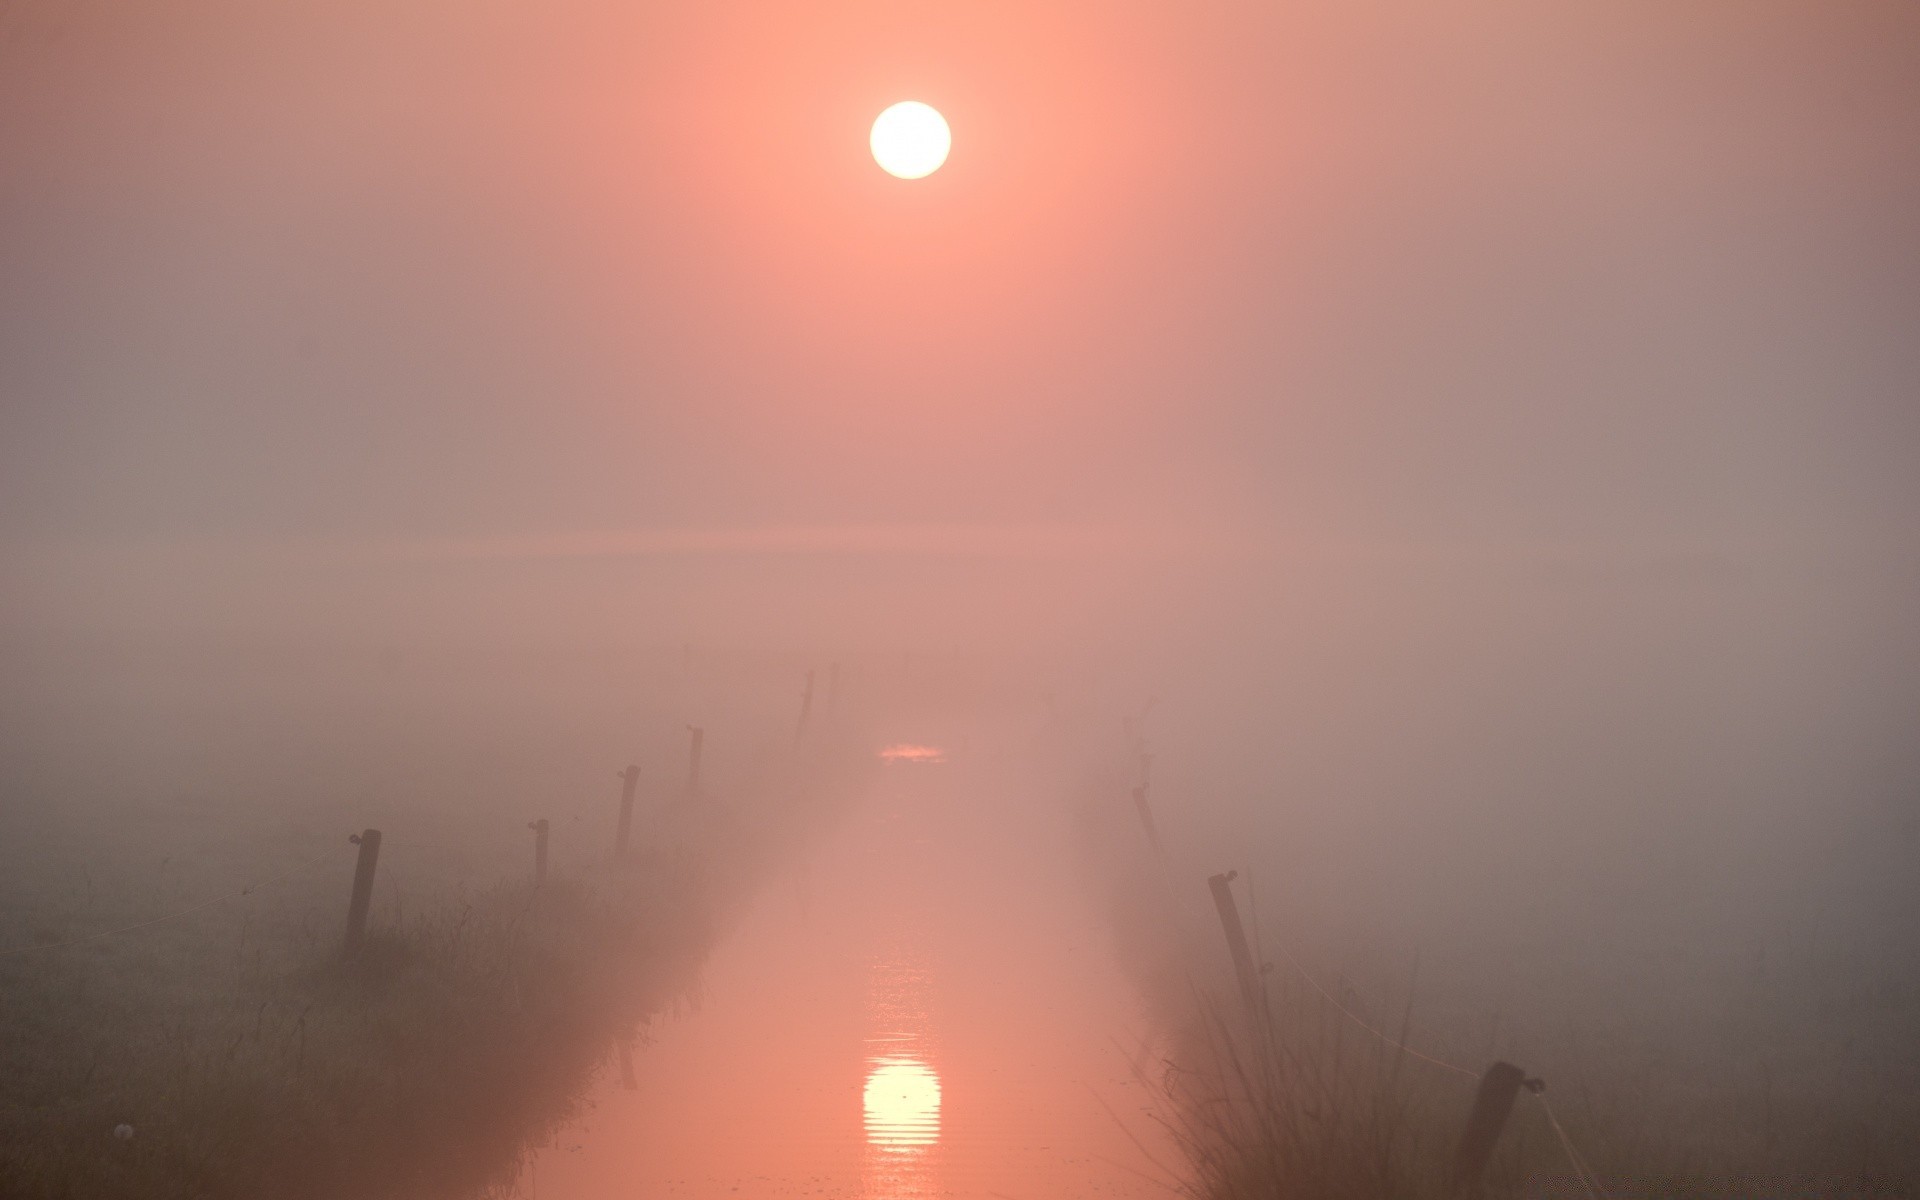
3;3;1917;1197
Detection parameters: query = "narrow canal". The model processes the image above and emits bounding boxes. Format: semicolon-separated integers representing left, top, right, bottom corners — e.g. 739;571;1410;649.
524;749;1174;1198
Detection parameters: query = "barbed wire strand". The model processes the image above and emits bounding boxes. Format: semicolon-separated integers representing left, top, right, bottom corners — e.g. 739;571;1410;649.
1203;833;1613;1193
0;844;341;958
1267;935;1481;1082
1244;888;1617;1193
1535;1091;1606;1200
1249;894;1617;1199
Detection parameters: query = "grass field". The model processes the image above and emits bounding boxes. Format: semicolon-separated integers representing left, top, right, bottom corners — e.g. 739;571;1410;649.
1075;753;1920;1200
3;866;720;1199
0;643;869;1199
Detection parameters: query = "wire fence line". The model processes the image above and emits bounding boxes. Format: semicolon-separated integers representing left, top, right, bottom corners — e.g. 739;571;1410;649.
1268;928;1608;1197
1269;936;1482;1082
1245;889;1612;1197
1125;737;1611;1198
1536;1090;1606;1200
0;843;342;959
0;789;639;962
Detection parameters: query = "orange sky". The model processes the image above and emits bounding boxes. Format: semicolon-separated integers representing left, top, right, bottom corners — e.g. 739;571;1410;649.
2;1;1917;652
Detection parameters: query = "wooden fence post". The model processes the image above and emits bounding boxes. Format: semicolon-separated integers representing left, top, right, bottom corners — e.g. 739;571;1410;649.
796;669;815;739
343;828;382;958
1208;871;1267;1029
529;819;549;886
1450;1061;1529;1195
686;725;704;796
1131;785;1162;854
615;765;639;861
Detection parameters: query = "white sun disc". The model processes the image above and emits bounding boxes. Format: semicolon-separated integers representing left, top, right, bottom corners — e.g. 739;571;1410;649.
871;101;951;179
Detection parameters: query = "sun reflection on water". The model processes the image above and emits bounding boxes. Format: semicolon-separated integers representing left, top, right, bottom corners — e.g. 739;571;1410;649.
863;952;941;1196
863;1056;940;1150
877;743;947;764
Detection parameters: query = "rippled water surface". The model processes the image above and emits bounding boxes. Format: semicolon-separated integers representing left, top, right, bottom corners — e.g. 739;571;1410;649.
526;759;1171;1198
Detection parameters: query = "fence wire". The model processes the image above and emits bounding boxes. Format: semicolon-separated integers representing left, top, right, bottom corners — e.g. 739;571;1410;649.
0;844;341;958
1184;793;1610;1198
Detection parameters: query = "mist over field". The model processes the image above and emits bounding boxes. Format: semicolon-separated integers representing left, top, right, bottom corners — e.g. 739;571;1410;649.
3;3;1918;1197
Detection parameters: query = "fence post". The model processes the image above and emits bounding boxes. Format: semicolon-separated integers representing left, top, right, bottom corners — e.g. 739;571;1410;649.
529;819;549;886
1131;785;1162;855
343;828;382;958
1207;871;1266;1028
796;669;815;739
615;765;639;861
1450;1061;1530;1195
686;725;704;796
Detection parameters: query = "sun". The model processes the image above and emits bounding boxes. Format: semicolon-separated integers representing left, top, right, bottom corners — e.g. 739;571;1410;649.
870;101;951;180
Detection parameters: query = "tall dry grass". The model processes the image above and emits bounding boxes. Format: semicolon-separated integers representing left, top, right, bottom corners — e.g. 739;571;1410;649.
1;852;724;1200
1076;766;1918;1200
1136;979;1544;1200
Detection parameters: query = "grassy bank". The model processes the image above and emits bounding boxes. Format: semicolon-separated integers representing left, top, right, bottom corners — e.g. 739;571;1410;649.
1136;975;1915;1200
0;643;896;1197
2;836;751;1199
1;709;876;1200
1075;762;1920;1200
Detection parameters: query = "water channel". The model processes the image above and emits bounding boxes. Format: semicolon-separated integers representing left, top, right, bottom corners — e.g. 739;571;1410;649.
525;751;1175;1199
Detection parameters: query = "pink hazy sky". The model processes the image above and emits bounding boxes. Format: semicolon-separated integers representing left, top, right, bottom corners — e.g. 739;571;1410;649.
3;1;1916;651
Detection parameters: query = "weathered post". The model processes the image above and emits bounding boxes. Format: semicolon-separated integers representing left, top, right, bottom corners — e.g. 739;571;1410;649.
343;828;382;958
615;765;639;861
686;725;704;795
1207;871;1266;1028
529;819;549;886
1131;785;1162;854
1450;1061;1530;1195
796;669;815;739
